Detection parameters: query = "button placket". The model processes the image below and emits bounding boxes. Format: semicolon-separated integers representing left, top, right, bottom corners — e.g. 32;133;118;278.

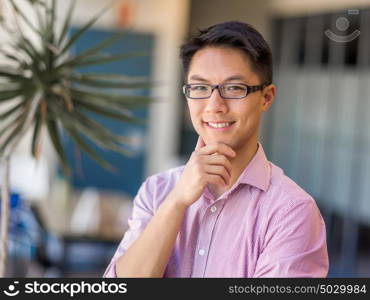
191;200;224;277
198;249;205;256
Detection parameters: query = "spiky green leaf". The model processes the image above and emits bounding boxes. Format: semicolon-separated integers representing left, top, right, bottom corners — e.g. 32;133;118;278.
46;119;70;176
70;73;152;89
0;112;26;154
59;4;111;55
66;127;115;171
0;89;24;102
70;88;152;106
72;108;131;144
58;51;147;69
31;113;42;158
8;0;43;37
0;101;25;120
73;99;146;126
71;72;148;82
50;103;133;156
57;0;76;47
0;112;24;140
0;0;152;173
34;3;46;34
70;89;146;113
68;31;125;62
0;69;29;82
76;52;148;67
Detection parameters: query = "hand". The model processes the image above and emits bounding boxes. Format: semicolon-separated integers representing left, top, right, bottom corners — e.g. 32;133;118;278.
172;136;236;207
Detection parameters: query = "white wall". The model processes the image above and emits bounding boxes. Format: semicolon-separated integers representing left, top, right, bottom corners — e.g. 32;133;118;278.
188;0;272;41
269;0;370;16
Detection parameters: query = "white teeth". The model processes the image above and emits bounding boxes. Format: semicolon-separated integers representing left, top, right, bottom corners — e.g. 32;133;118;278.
208;122;231;128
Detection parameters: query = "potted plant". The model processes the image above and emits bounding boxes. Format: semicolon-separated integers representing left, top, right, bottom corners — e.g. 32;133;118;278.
0;0;151;276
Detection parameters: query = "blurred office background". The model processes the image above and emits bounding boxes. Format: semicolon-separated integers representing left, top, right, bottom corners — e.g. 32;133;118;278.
0;0;369;277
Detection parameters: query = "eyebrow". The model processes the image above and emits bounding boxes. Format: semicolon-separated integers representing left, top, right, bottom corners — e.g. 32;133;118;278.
188;74;247;82
188;75;208;82
224;75;247;81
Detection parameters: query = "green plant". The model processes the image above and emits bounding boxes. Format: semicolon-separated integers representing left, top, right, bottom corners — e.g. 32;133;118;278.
0;0;151;276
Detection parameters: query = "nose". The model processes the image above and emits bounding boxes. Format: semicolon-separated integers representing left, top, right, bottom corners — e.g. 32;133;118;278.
205;87;228;114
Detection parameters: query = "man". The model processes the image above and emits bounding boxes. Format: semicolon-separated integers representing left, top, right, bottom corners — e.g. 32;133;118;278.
104;21;329;278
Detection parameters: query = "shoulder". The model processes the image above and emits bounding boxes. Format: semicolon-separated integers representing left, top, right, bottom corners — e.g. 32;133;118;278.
145;165;185;189
261;162;319;217
137;165;185;210
255;162;325;240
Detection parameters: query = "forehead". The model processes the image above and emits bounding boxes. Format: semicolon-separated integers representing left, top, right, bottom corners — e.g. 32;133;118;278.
187;46;258;83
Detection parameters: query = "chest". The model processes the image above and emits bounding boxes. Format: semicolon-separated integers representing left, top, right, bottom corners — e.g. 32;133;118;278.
170;190;265;277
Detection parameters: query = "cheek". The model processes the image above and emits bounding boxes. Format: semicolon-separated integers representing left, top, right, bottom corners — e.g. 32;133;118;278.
188;103;202;118
232;102;261;126
187;103;204;129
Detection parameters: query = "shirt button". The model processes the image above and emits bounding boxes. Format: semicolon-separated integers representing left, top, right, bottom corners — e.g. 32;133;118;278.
198;249;205;256
210;206;217;213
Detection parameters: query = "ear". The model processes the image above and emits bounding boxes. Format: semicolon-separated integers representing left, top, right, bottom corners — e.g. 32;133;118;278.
261;84;276;112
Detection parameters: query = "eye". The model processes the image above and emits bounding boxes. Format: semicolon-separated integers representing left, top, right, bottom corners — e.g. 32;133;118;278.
225;84;246;91
190;84;209;91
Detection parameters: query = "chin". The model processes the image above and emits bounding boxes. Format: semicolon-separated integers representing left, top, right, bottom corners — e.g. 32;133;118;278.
206;136;232;146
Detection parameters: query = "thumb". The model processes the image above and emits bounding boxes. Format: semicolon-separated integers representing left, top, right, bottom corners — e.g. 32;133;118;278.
195;135;206;150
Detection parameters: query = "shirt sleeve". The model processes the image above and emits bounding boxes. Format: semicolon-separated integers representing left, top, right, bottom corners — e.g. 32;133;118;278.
103;176;155;278
253;199;329;278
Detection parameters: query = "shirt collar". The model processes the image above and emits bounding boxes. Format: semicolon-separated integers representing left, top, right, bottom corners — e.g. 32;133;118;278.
204;142;271;201
237;142;271;192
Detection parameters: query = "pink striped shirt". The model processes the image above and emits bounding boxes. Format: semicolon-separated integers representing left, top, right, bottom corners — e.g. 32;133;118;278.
103;143;329;277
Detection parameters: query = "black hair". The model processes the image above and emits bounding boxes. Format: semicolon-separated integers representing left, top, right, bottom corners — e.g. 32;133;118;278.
179;21;273;84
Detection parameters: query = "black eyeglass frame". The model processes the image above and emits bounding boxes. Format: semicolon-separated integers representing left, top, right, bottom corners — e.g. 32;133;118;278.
182;82;270;100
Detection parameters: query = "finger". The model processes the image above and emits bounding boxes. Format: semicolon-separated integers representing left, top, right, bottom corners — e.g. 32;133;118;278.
195;135;206;151
203;154;232;176
198;142;236;158
204;165;230;185
205;173;227;187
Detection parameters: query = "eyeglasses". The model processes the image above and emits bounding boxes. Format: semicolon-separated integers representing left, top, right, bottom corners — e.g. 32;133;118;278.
182;83;269;100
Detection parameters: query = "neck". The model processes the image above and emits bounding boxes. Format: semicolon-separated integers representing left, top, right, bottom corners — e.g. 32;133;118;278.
228;139;259;187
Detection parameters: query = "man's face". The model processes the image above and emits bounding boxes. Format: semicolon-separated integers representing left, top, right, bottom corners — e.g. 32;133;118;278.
186;46;275;152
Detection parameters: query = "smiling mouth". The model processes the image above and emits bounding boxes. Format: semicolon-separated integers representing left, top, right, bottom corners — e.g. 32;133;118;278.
203;121;236;129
